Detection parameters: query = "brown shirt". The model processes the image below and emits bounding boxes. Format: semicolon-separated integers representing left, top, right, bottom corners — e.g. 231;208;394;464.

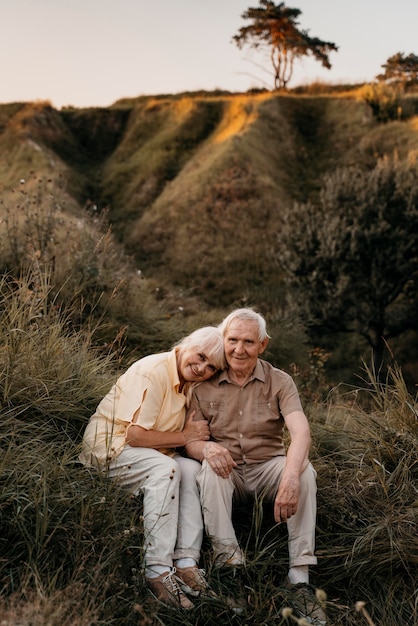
190;359;304;465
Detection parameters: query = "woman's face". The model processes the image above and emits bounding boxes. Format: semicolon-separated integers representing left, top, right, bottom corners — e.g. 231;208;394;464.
177;347;219;384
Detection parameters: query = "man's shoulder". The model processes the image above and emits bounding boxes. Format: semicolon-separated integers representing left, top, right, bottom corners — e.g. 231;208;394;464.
258;358;293;380
194;372;224;396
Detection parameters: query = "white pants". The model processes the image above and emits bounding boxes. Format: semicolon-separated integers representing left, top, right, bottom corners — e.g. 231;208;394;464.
196;457;318;568
107;447;203;568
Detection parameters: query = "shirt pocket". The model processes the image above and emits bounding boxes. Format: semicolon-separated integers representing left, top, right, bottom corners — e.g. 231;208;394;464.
256;400;281;436
199;400;226;426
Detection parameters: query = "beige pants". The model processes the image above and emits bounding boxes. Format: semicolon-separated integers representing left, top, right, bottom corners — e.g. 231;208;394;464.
107;447;203;568
196;457;318;568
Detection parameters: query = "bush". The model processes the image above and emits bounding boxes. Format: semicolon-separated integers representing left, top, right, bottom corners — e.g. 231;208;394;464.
360;82;402;122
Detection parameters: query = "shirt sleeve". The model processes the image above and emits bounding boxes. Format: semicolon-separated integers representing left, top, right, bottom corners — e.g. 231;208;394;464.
135;374;168;430
278;375;304;416
189;388;206;421
103;364;166;429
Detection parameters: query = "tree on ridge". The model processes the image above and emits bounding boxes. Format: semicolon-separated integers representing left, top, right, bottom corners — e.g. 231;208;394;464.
376;52;418;86
232;1;338;89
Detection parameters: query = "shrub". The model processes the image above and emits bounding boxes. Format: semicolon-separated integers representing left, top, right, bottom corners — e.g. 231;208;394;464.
360;82;402;122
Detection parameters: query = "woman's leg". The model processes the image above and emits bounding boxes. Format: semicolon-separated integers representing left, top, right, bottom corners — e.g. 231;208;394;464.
107;447;181;569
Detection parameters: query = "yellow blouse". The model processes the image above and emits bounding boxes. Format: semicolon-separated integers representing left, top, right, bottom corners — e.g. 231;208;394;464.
79;349;186;467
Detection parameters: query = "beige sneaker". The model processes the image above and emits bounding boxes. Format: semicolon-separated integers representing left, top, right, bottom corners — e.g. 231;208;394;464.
284;580;327;625
147;570;194;610
175;566;217;598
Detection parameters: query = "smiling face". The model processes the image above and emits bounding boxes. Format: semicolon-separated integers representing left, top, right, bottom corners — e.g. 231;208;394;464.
176;347;219;385
224;319;268;379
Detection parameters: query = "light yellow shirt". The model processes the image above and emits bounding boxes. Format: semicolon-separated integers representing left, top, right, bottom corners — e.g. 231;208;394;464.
79;349;186;467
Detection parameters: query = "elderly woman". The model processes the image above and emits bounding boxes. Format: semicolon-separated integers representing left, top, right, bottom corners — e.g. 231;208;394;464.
80;326;225;610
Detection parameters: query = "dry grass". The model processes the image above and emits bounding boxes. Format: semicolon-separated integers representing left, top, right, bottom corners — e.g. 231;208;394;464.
0;266;416;625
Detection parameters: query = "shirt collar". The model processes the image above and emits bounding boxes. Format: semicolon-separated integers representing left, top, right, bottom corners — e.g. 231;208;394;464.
170;348;182;391
219;359;265;384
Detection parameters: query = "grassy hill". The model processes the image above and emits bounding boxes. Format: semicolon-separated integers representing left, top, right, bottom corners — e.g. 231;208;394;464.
1;88;418;379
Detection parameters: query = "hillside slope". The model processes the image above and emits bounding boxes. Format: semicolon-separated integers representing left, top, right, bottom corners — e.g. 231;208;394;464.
104;92;418;308
1;92;418;373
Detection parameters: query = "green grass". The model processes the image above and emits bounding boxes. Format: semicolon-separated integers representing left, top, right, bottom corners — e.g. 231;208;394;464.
0;265;416;625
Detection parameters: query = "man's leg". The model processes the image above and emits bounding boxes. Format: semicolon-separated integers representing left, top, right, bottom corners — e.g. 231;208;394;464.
246;458;318;574
286;463;318;572
196;459;245;565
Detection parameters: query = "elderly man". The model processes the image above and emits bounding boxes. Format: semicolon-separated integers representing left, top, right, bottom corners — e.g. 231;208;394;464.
185;308;326;624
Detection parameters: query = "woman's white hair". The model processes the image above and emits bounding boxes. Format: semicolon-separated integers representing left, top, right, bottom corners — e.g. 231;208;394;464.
219;308;270;341
175;326;226;370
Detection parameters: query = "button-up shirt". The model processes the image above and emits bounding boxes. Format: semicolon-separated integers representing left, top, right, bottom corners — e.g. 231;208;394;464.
80;349;186;466
189;359;303;464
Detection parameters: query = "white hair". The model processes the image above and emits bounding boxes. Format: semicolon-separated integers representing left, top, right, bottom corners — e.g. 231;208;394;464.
219;308;270;341
175;326;226;370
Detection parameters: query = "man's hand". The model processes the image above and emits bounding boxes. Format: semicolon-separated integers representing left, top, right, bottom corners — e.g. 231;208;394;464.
204;442;237;478
182;412;210;444
274;473;300;523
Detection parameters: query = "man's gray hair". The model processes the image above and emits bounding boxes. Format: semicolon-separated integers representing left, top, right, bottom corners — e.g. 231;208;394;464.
219;308;270;342
175;326;226;370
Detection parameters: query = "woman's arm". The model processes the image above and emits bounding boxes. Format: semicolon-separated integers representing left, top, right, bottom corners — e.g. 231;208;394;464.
126;412;210;449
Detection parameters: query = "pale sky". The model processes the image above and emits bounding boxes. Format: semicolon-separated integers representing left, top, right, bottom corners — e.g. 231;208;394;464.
1;0;417;109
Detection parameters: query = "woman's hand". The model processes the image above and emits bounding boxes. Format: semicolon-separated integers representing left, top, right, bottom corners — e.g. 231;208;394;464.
182;412;210;444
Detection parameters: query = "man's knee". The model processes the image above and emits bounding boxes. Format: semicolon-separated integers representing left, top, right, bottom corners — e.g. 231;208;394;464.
300;463;317;492
197;460;230;491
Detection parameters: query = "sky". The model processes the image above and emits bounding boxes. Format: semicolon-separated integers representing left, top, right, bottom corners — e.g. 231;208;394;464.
1;0;418;109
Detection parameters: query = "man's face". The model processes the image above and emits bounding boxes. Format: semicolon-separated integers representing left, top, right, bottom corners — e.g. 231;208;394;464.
224;319;268;374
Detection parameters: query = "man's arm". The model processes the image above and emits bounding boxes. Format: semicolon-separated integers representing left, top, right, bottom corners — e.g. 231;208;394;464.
185;390;237;477
274;410;311;523
186;439;237;478
185;400;237;478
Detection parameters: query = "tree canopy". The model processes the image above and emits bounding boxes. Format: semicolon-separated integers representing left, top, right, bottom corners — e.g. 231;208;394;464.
376;52;418;84
277;157;418;369
232;1;338;89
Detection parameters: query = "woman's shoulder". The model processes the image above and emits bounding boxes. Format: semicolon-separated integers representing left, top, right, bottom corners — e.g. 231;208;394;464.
120;351;172;383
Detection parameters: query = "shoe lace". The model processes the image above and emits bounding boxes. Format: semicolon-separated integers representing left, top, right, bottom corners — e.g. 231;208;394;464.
162;570;183;595
194;568;207;584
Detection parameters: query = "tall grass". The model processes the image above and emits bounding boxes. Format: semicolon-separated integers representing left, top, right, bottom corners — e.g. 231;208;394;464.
0;271;121;616
0;173;220;360
309;363;418;626
0;266;416;624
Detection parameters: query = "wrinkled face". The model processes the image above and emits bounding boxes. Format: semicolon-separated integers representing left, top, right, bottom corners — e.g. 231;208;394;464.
224;319;268;375
177;347;219;383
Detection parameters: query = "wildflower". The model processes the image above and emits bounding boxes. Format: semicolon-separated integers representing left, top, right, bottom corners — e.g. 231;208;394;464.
282;607;293;618
316;588;327;603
